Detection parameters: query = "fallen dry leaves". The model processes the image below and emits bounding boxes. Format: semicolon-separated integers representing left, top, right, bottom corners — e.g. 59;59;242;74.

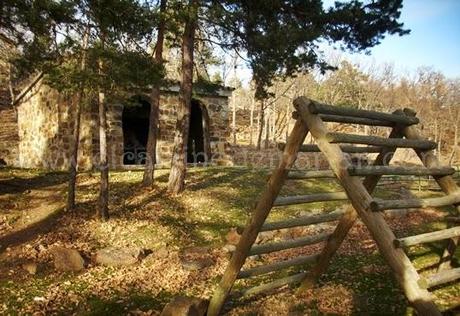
0;168;458;315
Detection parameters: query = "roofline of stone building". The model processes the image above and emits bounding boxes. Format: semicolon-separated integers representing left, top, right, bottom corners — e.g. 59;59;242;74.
13;73;233;106
12;72;45;106
159;81;234;98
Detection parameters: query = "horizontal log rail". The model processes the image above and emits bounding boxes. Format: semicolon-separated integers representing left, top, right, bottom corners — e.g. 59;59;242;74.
240;272;307;297
370;193;460;212
287;170;336;179
288;169;459;181
427;267;460;288
394;226;460;248
237;254;319;279
348;166;455;177
278;143;382;153
326;132;437;150
319;114;395;127
307;101;419;126
445;216;460;223
261;210;345;232
274;192;348;206
249;232;331;256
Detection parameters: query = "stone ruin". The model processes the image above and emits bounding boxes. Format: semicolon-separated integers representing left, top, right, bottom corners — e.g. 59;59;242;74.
0;74;234;171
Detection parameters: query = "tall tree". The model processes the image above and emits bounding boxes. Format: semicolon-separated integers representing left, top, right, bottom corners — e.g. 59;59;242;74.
97;42;109;220
0;0;77;94
85;0;161;219
164;0;409;193
255;97;265;150
167;0;199;194
240;0;407;111
67;25;89;211
143;0;167;187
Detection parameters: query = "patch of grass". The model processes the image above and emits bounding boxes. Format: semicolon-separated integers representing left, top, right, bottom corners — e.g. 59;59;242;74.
322;254;407;315
80;292;170;316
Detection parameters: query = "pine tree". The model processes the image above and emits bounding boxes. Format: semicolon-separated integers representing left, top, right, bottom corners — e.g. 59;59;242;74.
81;0;163;219
10;0;164;219
207;0;408;153
166;0;409;192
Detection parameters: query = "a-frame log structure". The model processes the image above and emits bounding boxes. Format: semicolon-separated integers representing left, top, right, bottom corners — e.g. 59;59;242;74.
207;97;460;316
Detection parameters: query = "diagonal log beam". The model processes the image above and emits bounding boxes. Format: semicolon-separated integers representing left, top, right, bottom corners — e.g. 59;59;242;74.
298;110;405;291
294;97;440;316
402;108;460;272
207;119;309;316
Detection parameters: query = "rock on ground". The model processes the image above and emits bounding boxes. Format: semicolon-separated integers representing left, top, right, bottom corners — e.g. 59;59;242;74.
50;246;84;272
225;228;241;245
180;247;214;271
22;261;38;275
94;247;142;266
160;296;208;316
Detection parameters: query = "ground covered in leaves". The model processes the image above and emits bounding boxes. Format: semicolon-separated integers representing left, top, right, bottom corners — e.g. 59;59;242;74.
0;167;459;315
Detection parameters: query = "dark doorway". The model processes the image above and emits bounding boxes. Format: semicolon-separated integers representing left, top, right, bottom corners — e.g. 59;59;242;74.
122;97;150;165
187;100;206;163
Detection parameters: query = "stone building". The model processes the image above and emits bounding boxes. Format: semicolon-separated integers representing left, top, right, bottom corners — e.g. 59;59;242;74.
0;73;233;170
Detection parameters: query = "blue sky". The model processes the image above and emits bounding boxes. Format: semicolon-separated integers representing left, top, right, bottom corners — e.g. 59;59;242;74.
229;0;460;85
351;0;460;78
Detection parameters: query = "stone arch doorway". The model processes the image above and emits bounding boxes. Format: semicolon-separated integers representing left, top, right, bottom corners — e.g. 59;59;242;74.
122;96;150;165
188;99;211;163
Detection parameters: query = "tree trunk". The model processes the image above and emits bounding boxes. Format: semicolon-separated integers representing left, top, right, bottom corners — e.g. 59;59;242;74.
232;94;237;145
448;109;460;165
67;27;89;211
271;103;276;142
264;109;269;149
8;63;15;104
438;129;443;161
249;97;255;146
285;101;290;142
67;94;81;210
98;58;109;221
142;0;167;187
256;99;264;150
167;0;198;194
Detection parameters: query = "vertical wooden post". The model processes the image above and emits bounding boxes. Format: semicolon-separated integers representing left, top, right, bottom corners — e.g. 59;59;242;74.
207;119;309;316
298;113;405;290
402;108;460;271
294;97;440;316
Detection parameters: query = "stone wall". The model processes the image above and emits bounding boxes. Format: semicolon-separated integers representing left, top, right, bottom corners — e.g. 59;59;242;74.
156;93;233;166
200;96;233;165
16;81;75;170
0;100;19;165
